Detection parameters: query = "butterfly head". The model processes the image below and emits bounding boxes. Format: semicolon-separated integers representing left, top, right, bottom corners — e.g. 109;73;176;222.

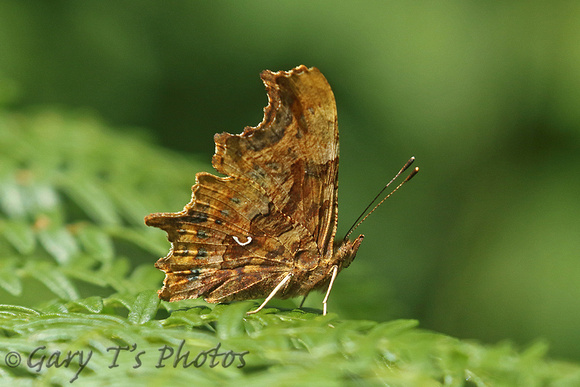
333;234;365;270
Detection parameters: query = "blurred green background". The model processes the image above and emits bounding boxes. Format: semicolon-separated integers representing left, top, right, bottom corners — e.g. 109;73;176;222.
1;1;579;361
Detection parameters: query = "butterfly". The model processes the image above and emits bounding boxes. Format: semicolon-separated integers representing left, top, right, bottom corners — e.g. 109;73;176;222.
145;65;417;315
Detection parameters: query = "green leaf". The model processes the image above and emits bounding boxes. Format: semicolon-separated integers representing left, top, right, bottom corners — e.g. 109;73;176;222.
75;224;114;263
107;184;153;226
37;228;79;265
68;296;104;313
0;257;23;296
59;177;120;225
28;264;79;301
0;268;22;296
0;304;41;317
128;290;160;324
1;219;36;254
216;301;253;340
110;226;169;256
103;293;136;311
0;176;27;218
162;307;210;329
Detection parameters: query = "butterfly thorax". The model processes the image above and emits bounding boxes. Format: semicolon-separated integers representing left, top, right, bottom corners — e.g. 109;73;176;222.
284;234;364;297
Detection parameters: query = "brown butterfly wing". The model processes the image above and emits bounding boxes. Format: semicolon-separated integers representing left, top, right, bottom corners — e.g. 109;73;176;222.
213;65;339;252
145;65;340;302
146;172;314;302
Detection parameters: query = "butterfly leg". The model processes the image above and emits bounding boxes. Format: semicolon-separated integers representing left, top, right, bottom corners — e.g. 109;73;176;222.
322;265;339;316
299;294;308;308
246;273;293;315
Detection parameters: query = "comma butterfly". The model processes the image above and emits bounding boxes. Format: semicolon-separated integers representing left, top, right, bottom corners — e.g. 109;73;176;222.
145;65;417;315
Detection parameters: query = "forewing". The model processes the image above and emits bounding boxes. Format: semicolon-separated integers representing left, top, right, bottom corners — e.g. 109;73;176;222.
212;66;340;254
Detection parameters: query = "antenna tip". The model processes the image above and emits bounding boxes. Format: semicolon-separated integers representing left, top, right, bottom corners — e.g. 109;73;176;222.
404;166;419;182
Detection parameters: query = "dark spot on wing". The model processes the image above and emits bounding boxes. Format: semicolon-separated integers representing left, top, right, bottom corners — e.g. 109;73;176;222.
183;212;208;223
187;269;201;281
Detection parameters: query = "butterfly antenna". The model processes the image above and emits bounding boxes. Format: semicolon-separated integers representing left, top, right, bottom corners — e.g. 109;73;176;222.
344;157;419;240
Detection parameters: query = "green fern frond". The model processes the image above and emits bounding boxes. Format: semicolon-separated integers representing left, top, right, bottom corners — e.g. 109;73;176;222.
0;108;202;305
1;108;579;385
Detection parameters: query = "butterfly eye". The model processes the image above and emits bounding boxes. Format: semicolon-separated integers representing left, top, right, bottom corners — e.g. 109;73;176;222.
232;235;252;246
